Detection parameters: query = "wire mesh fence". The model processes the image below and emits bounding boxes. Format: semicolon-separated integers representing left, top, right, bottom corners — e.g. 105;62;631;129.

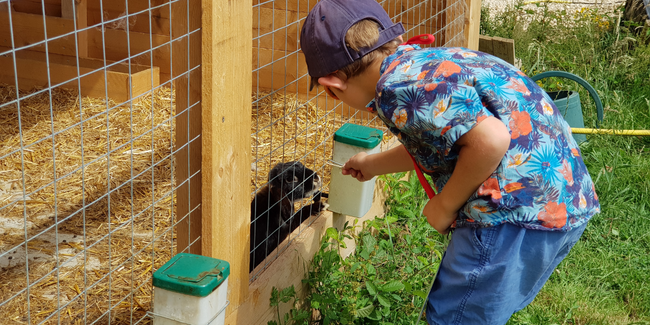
0;0;199;323
249;0;467;281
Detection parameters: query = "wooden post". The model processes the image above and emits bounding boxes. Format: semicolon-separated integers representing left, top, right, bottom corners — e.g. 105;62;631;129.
464;0;482;50
61;0;88;58
202;0;252;319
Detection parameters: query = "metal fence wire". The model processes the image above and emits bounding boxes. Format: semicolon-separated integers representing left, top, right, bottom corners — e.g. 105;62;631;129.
250;0;466;280
0;0;200;324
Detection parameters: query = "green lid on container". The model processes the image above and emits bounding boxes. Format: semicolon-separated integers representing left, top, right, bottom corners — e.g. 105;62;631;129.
333;123;383;149
153;253;230;297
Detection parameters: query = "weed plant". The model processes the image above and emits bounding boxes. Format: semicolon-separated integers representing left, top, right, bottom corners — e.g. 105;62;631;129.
269;3;650;324
482;2;650;324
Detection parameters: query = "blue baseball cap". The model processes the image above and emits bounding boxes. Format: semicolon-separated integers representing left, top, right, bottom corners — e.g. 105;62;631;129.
300;0;405;80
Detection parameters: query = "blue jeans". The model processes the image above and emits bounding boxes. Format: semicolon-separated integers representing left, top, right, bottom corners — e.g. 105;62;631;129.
426;222;588;325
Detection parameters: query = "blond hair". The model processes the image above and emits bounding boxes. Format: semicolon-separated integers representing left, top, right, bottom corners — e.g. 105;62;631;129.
310;19;401;90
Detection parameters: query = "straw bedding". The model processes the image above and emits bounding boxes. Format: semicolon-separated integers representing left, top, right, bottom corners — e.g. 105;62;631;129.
0;84;176;324
250;91;390;197
0;83;391;324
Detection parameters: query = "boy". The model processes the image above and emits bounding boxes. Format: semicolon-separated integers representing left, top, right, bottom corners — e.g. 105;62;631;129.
300;0;600;324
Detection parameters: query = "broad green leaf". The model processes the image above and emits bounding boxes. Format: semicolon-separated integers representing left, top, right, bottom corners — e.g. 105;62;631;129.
377;294;391;307
404;281;413;292
381;280;405;292
366;281;378;295
367;264;376;275
326;227;338;240
363;234;376;253
355;304;375;318
368;309;382;320
413;290;428;300
360;249;370;260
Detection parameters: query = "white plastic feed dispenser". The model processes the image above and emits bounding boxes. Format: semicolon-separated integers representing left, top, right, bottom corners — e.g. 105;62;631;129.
152;253;230;325
329;123;384;218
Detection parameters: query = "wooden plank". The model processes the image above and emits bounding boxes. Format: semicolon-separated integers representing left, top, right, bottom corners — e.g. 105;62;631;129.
61;0;88;57
130;66;161;99
252;7;301;52
8;0;62;16
86;0;172;18
255;0;315;13
0;11;78;56
0;52;159;102
478;34;494;54
464;0;482;50
0;46;154;73
252;47;307;93
478;35;516;65
87;28;171;82
492;36;516;65
86;7;171;35
0;9;170;79
202;0;252;319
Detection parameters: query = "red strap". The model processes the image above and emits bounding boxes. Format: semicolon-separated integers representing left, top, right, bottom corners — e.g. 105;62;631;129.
401;34;435;46
408;152;436;199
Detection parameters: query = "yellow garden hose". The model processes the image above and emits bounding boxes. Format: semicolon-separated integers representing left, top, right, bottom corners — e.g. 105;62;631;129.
571;128;650;136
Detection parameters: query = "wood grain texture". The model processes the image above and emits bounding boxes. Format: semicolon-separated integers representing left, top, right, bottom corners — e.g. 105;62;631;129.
61;0;87;57
201;0;253;318
464;0;482;50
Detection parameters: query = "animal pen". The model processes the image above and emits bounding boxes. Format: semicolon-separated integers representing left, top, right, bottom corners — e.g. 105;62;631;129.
0;0;480;324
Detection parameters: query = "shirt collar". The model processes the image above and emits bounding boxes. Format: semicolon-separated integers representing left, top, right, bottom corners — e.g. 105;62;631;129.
379;44;421;74
369;44;421;112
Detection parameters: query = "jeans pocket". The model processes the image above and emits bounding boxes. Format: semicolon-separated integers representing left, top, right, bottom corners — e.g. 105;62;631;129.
472;226;497;251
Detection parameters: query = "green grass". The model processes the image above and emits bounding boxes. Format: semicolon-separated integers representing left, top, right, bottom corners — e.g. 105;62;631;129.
481;2;650;324
269;3;650;324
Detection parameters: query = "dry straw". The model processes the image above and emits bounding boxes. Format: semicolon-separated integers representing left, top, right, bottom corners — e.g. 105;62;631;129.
0;84;176;324
0;83;391;324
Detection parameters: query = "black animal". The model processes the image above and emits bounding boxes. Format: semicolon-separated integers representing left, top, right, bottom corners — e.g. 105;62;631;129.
250;161;328;272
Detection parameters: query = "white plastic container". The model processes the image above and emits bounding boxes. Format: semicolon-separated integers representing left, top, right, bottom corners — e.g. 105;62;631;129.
152;253;230;325
328;123;383;218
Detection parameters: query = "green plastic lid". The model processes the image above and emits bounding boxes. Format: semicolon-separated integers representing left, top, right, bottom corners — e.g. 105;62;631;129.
153;253;230;297
333;123;384;149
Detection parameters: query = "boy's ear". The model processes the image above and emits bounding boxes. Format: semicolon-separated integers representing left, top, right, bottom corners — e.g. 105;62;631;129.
318;74;347;92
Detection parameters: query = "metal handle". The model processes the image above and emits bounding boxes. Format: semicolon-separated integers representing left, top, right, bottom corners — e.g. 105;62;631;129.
531;71;604;126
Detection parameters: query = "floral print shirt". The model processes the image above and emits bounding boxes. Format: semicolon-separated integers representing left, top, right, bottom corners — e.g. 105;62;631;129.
369;45;600;231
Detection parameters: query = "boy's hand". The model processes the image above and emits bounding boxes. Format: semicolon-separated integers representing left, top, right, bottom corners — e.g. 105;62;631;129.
341;152;376;182
422;195;457;234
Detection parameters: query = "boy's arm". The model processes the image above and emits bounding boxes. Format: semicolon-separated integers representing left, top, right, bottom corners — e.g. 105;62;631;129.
424;116;510;234
341;144;413;181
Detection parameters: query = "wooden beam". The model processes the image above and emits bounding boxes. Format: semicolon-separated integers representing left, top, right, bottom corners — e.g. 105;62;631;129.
61;0;88;58
0;49;160;102
464;0;482;50
202;0;252;319
478;35;516;65
0;10;170;80
0;11;77;56
87;28;171;82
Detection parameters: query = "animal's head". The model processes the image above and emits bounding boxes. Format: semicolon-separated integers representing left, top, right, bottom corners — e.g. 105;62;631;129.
268;161;322;201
